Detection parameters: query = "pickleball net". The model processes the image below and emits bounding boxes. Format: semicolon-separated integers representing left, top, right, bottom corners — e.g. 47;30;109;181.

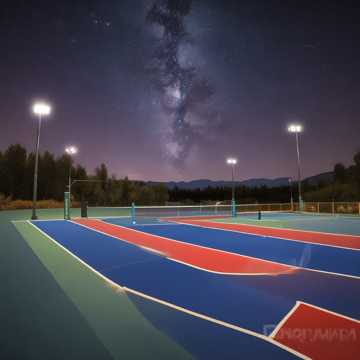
86;203;294;223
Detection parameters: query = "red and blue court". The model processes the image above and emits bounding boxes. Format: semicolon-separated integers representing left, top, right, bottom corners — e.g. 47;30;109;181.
30;212;360;360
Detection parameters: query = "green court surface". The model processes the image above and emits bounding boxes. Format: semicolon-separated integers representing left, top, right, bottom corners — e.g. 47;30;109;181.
0;210;193;360
214;211;360;235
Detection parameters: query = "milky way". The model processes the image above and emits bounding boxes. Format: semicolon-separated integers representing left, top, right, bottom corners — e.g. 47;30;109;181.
146;0;216;166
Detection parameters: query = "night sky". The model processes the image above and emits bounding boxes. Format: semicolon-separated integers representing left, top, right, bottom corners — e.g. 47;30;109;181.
1;0;360;181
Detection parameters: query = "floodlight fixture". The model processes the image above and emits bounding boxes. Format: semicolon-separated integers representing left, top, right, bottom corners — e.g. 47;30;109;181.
226;158;237;165
33;102;51;116
288;124;303;133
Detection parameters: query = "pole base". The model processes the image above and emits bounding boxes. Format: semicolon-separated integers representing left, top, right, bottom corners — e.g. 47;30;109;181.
231;200;236;217
31;215;38;220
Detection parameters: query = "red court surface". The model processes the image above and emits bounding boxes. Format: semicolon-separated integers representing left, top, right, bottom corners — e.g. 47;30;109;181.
272;302;360;360
73;218;295;275
168;218;360;250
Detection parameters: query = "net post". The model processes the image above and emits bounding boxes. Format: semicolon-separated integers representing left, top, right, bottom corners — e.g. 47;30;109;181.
131;202;136;224
231;200;236;217
81;200;88;218
64;192;70;220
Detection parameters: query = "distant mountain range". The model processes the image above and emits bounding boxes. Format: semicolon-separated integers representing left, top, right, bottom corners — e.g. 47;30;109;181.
148;172;334;190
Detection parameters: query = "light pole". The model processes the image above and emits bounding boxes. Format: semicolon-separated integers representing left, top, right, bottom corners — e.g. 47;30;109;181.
31;102;51;220
226;158;237;217
288;124;303;210
65;146;78;216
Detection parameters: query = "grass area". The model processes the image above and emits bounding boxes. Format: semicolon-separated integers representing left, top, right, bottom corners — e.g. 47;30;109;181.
0;210;193;360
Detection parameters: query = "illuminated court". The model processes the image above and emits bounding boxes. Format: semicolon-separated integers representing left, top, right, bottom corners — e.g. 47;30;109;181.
14;208;360;360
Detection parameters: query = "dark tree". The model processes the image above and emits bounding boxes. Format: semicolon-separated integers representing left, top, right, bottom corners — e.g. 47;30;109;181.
4;144;27;199
334;163;347;184
38;151;57;199
353;150;360;189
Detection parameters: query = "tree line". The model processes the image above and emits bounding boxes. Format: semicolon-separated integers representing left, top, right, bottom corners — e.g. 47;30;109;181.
0;144;359;207
0;144;168;206
303;150;360;202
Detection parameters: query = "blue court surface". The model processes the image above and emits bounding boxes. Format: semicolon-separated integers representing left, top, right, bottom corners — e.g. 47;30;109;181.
31;219;360;360
105;218;360;277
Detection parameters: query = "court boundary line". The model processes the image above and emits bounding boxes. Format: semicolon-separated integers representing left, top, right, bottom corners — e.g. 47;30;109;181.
172;219;360;252
26;220;309;360
99;219;360;280
269;302;302;338
201;215;360;239
71;220;295;277
169;258;294;277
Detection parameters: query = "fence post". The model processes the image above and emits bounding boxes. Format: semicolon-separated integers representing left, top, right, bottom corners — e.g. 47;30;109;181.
131;202;136;224
64;192;70;220
332;201;335;215
231;200;236;218
317;202;320;213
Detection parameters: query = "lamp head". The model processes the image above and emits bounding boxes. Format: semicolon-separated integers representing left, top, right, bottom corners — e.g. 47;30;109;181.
226;158;237;165
33;102;51;116
288;124;303;133
65;146;78;155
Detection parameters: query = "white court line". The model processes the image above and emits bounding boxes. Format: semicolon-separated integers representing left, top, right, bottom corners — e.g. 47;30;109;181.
269;302;302;338
197;217;360;240
175;220;360;252
26;218;66;222
270;301;360;339
26;220;309;360
132;223;180;226
88;216;130;219
169;258;293;276
87;219;360;280
71;220;294;277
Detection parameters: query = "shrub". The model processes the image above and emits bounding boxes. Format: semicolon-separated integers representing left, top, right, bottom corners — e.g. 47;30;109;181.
0;199;80;210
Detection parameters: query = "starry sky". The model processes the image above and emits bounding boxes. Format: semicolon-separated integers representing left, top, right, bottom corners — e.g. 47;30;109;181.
1;0;360;181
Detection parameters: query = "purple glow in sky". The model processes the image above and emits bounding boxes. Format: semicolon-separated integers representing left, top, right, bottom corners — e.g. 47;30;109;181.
1;0;360;181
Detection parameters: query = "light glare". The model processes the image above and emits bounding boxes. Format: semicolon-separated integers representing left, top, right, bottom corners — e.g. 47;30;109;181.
226;158;237;165
65;146;78;155
288;124;303;133
33;102;51;116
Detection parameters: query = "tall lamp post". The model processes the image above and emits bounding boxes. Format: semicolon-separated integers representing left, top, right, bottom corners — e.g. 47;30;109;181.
288;124;303;211
65;146;78;214
31;102;51;220
226;158;237;217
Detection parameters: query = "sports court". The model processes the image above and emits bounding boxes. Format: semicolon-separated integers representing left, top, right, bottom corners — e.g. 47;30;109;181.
15;205;359;360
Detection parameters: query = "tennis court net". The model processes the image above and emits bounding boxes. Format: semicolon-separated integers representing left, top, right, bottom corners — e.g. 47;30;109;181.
86;203;294;222
134;204;233;220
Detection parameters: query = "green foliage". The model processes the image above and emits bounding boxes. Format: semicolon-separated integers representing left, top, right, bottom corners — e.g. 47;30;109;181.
0;144;169;207
334;163;347;184
1;144;359;207
3;144;27;198
303;183;358;202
